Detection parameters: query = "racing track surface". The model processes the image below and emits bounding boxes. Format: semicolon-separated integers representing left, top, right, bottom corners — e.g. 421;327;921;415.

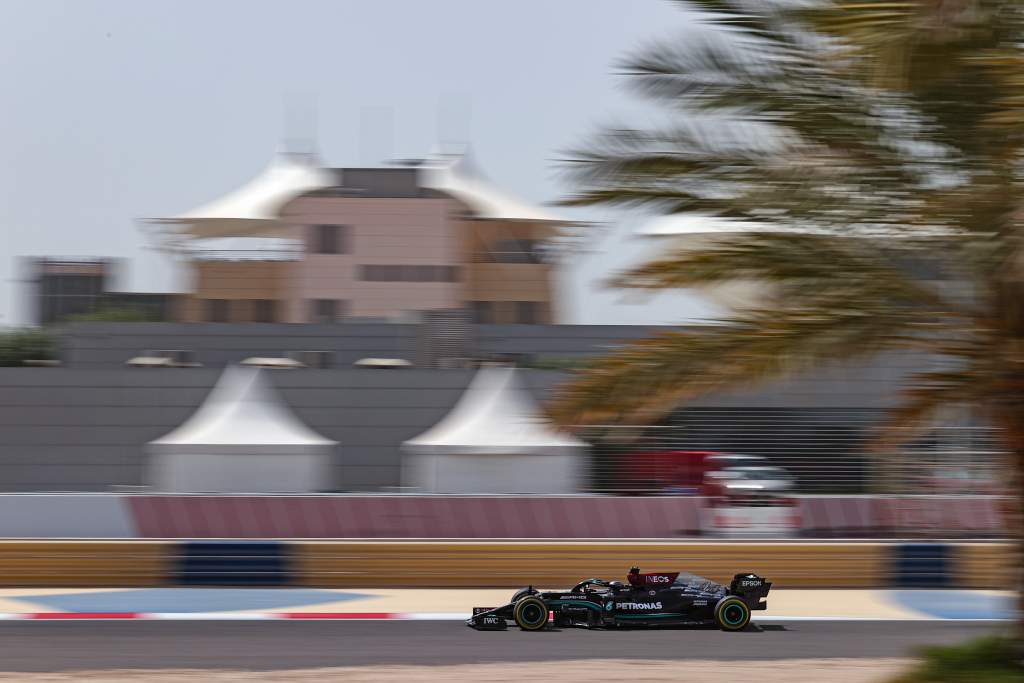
0;620;1003;672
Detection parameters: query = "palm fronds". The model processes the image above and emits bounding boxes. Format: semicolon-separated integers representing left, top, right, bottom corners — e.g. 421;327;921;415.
551;0;1024;434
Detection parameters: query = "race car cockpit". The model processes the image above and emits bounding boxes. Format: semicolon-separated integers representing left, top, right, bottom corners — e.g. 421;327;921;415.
626;565;680;587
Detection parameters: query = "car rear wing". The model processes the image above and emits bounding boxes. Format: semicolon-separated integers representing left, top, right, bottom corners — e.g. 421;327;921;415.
728;573;771;611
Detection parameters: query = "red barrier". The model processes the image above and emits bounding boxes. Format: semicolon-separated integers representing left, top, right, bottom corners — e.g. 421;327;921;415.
798;496;1006;537
127;495;1007;539
797;497;877;536
128;495;705;538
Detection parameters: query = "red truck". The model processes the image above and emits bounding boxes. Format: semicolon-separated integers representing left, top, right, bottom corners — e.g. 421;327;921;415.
619;450;766;495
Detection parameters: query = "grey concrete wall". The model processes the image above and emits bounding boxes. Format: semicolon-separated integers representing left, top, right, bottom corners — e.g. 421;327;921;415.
61;322;672;369
62;322;420;369
0;359;922;493
3;322;936;493
474;324;664;359
0;368;567;492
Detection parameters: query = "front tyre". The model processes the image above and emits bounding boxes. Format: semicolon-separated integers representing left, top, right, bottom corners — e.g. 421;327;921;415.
714;597;751;631
513;596;549;631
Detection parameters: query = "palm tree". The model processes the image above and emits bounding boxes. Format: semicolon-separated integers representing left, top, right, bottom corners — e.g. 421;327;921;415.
550;0;1024;627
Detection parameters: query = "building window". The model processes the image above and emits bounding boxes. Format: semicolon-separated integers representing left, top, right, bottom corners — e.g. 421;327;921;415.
205;299;229;322
361;265;399;282
475;238;543;264
515;301;539;325
311;224;349;255
360;265;460;282
58;274;103;295
411;265;434;282
252;299;276;323
470;301;493;324
310;299;347;323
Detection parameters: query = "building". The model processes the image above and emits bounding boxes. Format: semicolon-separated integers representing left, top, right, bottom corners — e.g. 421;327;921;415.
27;258;178;325
144;149;567;325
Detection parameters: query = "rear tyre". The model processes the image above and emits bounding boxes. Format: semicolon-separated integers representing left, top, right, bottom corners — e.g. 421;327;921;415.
513;596;550;631
714;597;751;631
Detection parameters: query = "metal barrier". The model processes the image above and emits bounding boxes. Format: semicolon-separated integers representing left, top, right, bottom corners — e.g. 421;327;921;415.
177;541;291;586
291;541;889;588
953;543;1015;589
0;540;1007;589
0;541;172;586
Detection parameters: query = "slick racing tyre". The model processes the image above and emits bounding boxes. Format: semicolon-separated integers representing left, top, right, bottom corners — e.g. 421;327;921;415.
513;596;550;631
714;597;751;632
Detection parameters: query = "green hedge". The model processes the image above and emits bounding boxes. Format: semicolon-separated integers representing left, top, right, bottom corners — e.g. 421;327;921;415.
892;637;1024;683
0;329;56;366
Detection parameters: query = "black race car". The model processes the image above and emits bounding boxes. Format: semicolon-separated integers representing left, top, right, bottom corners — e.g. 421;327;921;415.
468;566;770;632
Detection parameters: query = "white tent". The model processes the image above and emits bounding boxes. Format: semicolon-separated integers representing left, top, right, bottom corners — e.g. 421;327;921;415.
419;149;567;224
147;365;337;492
146;150;336;241
402;366;586;493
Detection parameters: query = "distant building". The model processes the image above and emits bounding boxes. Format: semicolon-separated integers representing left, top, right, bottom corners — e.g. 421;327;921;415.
144;149;568;325
27;258;177;325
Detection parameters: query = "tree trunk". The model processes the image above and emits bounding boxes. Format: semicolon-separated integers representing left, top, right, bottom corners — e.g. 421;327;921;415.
994;279;1024;654
998;412;1024;651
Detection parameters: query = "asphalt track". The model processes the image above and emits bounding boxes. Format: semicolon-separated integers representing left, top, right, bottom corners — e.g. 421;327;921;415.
0;620;1004;671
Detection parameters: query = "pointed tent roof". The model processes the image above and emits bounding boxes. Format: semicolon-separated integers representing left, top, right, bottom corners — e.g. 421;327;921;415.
148;365;337;455
147;150;336;240
403;366;585;456
419;148;568;224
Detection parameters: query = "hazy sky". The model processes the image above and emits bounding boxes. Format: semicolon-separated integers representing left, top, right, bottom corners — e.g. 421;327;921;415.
0;0;718;325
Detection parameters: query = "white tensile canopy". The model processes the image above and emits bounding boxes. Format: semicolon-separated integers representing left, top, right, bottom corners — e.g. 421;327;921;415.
147;146;566;246
146;151;336;241
419;149;567;224
147;365;337;492
402;366;586;493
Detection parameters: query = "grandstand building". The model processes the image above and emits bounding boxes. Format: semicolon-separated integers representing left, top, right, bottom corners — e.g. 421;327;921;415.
144;149;565;325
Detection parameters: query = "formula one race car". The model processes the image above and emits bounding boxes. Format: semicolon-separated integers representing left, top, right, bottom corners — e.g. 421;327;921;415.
468;567;770;632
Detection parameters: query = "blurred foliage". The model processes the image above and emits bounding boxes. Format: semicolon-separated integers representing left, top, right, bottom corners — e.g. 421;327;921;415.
0;329;56;366
65;306;157;323
889;636;1023;682
551;0;1024;456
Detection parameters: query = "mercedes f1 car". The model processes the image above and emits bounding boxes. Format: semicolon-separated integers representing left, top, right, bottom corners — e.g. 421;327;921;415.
468;567;770;632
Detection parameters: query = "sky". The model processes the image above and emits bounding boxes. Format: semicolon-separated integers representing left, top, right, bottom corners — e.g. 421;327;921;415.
0;0;719;325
